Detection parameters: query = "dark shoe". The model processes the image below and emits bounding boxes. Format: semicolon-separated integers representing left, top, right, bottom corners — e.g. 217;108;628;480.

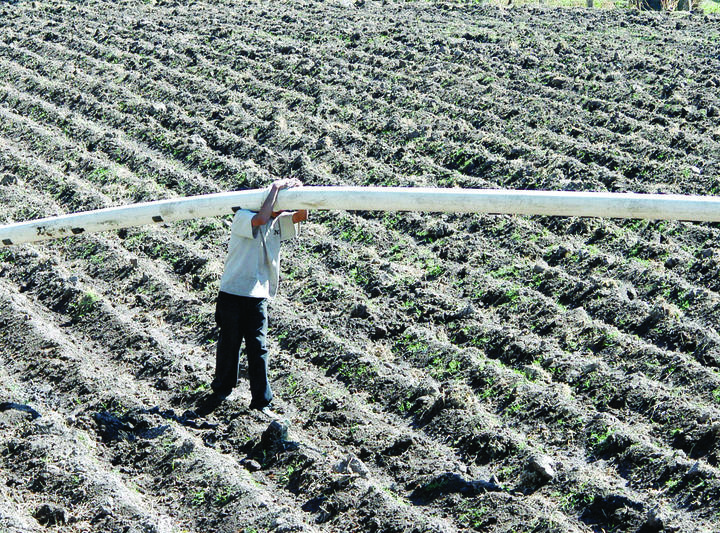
211;387;233;400
195;390;230;417
248;400;272;411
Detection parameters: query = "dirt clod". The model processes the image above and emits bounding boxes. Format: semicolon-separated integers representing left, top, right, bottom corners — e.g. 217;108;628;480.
259;420;291;453
34;503;66;526
0;173;17;185
638;508;665;533
527;454;555;482
333;453;370;478
240;458;262;472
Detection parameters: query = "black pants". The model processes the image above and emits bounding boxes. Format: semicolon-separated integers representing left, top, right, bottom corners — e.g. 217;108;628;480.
212;291;272;409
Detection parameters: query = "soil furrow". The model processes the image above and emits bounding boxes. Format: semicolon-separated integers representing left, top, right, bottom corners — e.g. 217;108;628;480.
3;1;720;531
270;285;720;530
0;278;334;532
15;6;708;220
0;58;227;197
272;217;720;522
122;0;716;191
0;252;467;532
2;100;716;486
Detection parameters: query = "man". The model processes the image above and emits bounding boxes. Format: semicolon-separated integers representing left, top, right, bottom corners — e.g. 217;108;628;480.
211;178;307;412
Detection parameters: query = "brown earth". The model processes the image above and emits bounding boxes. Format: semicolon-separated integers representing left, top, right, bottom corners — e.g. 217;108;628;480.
1;0;720;532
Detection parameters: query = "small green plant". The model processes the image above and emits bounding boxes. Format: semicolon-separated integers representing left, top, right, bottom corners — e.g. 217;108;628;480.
491;265;519;280
87;167;116;184
557;486;593;512
598;330;619;350
424;261;445;279
337;362;371;381
502;288;521;306
515;367;536;382
712;388;720;404
460;504;488;528
428;356;462;378
529;273;544;288
280;458;305;486
467;333;490;348
589;427;614;450
447;359;462;374
507;401;525;414
214;486;236;506
338;223;374;244
285;375;300;396
349;266;371;286
385;243;405;261
398;397;414;413
191;489;207;507
400;299;422;318
69;291;100;318
677;290;691;311
393;333;429;357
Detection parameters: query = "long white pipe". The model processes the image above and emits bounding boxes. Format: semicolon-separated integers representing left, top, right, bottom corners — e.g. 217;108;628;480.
1;186;719;246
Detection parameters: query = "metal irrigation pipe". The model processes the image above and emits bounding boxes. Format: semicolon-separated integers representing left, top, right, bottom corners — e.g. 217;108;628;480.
1;186;719;246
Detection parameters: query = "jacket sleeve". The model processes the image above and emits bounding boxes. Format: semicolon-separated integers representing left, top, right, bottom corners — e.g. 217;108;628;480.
231;210;256;239
277;212;298;242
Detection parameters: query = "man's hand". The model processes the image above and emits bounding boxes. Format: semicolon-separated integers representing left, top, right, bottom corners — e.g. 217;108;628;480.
273;178;306;222
271;177;303;191
292;209;308;223
252;178;304;227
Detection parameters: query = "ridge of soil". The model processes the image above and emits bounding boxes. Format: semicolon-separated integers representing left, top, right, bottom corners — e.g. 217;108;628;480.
1;1;719;532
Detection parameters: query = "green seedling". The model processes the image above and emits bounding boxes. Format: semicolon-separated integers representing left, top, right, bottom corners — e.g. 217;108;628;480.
69;291;100;318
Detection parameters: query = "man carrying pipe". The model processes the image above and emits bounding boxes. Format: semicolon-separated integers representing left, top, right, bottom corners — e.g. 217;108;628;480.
210;178;307;415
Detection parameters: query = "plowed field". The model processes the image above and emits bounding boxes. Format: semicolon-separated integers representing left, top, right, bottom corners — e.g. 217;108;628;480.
1;1;720;532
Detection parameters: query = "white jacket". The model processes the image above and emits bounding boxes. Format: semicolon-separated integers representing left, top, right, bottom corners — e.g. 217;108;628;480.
219;209;298;298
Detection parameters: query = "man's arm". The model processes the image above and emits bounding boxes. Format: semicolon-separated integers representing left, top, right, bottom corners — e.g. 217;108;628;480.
251;178;302;227
292;210;308;223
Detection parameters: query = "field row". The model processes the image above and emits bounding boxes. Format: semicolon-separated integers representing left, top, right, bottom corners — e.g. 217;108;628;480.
2;1;720;532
